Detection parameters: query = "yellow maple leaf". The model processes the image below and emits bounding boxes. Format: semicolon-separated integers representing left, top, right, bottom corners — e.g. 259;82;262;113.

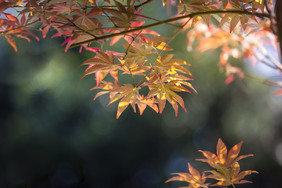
197;139;258;187
207;162;258;187
108;84;158;118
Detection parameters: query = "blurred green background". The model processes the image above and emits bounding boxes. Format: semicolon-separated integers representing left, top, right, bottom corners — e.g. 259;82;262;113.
1;2;282;188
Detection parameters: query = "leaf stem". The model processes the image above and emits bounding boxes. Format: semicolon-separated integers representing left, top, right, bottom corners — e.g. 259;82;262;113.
136;67;153;87
122;30;143;87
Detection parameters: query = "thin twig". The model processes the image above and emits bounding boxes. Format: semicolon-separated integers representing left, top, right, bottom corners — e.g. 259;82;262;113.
135;0;153;9
122;30;143;87
123;31;142;60
256;44;282;71
255;53;282;71
101;8;118;28
245;74;282;88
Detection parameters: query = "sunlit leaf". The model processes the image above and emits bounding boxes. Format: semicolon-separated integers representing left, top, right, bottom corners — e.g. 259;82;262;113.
166;163;209;188
197;139;257;186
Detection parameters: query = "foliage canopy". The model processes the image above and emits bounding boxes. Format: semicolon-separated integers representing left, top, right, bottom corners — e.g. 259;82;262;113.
1;0;279;187
0;0;280;119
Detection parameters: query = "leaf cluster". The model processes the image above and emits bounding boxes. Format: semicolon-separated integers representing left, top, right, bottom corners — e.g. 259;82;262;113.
166;139;258;188
82;36;196;118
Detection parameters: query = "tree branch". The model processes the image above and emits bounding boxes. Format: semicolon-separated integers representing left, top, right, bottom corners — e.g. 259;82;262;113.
275;1;282;62
70;9;271;48
102;8;182;28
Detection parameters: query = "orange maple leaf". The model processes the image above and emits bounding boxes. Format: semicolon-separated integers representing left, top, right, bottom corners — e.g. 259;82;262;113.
81;51;119;79
197;138;253;169
165;163;209;188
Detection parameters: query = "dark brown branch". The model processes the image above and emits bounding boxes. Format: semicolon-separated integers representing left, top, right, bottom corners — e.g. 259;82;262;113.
70;9;271;48
264;0;277;35
101;8;182;28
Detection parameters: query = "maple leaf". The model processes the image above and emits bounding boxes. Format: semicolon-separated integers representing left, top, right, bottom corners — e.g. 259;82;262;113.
207;162;258;187
179;0;218;25
0;12;39;52
252;0;272;12
47;2;72;15
218;13;253;33
108;84;140;118
123;42;155;64
90;81;116;100
94;69;119;87
104;0;137;28
197;138;258;187
81;51;120;79
135;95;159;115
72;7;102;30
155;54;193;78
274;89;282;96
165;163;209;188
118;57;150;75
4;36;17;52
149;37;173;51
197;138;253;168
147;81;189;116
92;82;158;118
108;84;158;118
